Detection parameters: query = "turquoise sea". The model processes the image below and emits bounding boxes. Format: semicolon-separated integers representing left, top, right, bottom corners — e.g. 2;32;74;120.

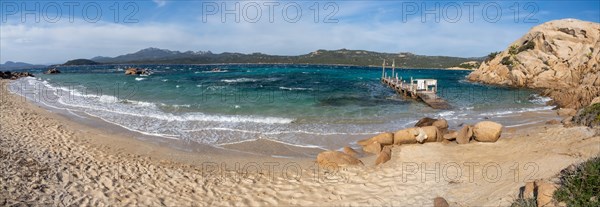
10;64;552;149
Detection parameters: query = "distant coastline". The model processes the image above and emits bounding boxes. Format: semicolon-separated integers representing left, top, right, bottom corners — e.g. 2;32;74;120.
37;62;478;71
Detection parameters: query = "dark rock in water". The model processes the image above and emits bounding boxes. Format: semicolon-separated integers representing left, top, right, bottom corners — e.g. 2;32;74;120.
44;68;61;74
125;67;151;75
414;117;437;127
572;103;600;127
125;68;138;75
0;71;34;79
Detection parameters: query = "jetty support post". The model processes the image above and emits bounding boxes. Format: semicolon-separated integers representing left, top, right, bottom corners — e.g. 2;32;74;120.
381;59;386;78
392;59;395;80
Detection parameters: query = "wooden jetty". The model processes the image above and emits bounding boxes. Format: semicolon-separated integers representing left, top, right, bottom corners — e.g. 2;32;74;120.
381;60;450;109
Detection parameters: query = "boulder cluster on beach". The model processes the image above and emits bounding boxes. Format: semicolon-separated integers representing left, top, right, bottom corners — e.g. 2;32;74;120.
316;117;503;168
0;71;34;80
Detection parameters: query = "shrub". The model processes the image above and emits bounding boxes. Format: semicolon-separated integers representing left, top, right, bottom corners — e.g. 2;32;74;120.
572;103;600;127
554;156;600;206
486;52;501;62
518;41;536;53
509;45;519;55
501;56;513;66
510;197;537;207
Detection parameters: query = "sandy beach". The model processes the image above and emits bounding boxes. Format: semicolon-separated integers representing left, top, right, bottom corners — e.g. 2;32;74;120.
1;79;599;206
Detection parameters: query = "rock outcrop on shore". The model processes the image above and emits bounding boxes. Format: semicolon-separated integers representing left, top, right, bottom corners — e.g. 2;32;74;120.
467;19;600;109
0;71;34;79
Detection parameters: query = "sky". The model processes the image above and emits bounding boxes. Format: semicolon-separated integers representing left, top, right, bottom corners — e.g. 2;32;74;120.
0;0;598;64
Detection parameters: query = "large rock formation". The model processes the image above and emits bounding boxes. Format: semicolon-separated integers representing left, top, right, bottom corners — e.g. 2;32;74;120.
468;19;600;109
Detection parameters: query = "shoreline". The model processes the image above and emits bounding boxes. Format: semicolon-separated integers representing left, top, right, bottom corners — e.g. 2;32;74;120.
2;79;599;206
1;79;317;166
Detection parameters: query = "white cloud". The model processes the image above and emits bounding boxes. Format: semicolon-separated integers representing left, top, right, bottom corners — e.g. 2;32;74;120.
153;0;167;7
0;12;531;64
0;22;194;64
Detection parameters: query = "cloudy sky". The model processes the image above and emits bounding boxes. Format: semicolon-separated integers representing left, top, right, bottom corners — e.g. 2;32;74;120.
1;0;598;64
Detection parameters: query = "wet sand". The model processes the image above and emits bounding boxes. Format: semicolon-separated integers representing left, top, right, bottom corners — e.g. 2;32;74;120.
2;79;599;206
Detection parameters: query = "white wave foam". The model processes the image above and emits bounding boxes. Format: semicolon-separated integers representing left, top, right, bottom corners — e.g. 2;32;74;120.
99;95;117;103
222;78;259;83
279;87;312;91
135;78;146;81
182;127;377;136
479;106;553;116
437;111;455;117
221;77;279;83
529;94;553;105
218;136;327;150
202;70;228;73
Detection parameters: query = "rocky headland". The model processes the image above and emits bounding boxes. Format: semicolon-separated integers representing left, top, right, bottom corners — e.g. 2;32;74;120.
468;19;600;110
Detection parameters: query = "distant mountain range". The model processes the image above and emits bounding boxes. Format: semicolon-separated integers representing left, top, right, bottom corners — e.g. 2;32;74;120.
0;61;45;70
90;47;484;69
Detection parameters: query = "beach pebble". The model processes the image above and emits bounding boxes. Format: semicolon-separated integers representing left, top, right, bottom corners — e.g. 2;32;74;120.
99;176;113;190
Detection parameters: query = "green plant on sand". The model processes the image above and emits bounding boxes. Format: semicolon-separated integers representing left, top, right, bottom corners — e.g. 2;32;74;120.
572;103;600;127
554;156;600;206
510;197;537;207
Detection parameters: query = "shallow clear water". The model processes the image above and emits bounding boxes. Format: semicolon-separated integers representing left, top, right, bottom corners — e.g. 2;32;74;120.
10;64;552;149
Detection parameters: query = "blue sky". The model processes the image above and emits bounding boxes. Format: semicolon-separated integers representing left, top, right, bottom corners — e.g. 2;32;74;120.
1;0;598;64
